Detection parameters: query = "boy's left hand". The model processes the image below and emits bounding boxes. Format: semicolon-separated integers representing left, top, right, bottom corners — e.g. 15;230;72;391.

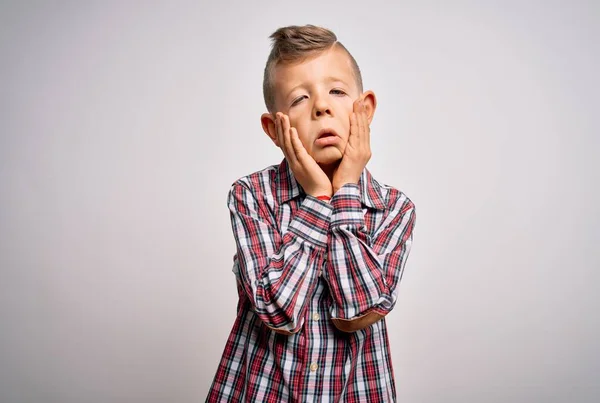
332;98;372;194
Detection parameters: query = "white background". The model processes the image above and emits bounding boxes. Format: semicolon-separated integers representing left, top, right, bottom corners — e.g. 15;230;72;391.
1;1;598;402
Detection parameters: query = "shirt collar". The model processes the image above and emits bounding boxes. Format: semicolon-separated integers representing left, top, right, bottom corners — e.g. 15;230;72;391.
274;158;387;210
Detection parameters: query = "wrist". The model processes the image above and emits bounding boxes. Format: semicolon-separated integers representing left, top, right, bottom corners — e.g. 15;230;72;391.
308;188;332;198
333;179;359;194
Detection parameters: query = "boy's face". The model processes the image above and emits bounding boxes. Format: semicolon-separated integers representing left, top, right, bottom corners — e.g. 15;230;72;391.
266;46;374;167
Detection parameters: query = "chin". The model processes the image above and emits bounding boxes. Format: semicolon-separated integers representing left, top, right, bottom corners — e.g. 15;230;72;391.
315;155;342;166
313;146;343;165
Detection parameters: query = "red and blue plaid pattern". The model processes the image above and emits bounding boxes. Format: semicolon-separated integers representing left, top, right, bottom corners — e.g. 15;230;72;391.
207;159;416;402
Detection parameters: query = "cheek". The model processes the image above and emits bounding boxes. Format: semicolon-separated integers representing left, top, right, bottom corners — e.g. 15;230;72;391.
288;118;303;135
288;113;307;130
340;111;352;132
337;103;354;124
287;109;306;125
288;120;311;147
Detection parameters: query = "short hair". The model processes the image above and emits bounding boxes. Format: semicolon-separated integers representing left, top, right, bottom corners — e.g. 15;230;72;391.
262;25;363;113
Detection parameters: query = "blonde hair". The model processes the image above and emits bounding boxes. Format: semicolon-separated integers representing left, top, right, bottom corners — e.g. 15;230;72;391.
262;25;363;113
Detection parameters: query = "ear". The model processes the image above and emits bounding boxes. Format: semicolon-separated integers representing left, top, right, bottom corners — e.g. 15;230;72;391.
261;113;279;147
360;90;377;124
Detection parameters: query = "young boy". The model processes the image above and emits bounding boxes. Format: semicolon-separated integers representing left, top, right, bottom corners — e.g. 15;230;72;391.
207;25;416;402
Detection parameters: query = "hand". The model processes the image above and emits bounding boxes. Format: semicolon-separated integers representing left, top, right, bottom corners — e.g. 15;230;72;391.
332;98;372;194
275;112;333;197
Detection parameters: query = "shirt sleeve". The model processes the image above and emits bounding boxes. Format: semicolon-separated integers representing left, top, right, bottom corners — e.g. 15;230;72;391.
228;181;333;334
323;183;416;332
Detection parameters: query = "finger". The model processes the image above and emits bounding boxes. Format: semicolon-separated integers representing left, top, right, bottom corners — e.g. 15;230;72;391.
355;102;366;148
289;127;307;161
275;113;288;158
350;110;358;137
274;113;280;147
353;97;362;114
362;104;371;142
282;114;297;165
278;113;294;163
360;111;369;151
352;97;362;143
360;103;371;155
358;102;366;140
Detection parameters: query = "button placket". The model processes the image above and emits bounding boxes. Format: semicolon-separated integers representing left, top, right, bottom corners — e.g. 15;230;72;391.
307;280;323;378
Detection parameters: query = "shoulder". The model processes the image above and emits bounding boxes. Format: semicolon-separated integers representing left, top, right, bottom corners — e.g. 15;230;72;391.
227;163;279;209
229;162;278;193
371;174;415;215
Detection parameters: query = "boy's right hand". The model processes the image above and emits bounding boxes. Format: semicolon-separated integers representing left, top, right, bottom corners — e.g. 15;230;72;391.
275;112;333;198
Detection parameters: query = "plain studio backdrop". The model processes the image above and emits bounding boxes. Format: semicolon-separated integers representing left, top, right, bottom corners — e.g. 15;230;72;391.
1;1;598;402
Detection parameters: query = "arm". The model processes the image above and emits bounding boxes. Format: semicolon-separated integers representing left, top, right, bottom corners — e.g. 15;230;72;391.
323;184;416;332
228;181;333;335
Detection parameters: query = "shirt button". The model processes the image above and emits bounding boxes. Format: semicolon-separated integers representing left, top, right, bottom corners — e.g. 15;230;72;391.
312;313;320;321
310;363;318;372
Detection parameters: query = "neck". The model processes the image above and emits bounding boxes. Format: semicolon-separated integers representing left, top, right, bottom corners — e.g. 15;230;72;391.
319;160;341;184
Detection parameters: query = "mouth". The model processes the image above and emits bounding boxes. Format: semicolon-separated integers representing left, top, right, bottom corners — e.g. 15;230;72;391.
317;128;339;139
315;128;340;147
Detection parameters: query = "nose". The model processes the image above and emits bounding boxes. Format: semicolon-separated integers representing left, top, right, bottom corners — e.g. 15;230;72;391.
312;94;332;119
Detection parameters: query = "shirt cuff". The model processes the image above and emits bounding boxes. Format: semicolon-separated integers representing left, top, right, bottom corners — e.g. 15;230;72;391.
331;184;364;227
287;195;333;248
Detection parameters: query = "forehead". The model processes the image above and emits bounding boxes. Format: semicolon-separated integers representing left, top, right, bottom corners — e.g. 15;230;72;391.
273;46;357;93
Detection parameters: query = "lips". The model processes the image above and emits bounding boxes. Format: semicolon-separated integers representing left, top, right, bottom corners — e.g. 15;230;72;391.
315;128;340;147
317;128;339;139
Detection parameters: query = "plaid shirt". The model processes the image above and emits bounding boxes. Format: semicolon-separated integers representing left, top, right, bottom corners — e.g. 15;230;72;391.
207;159;416;402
